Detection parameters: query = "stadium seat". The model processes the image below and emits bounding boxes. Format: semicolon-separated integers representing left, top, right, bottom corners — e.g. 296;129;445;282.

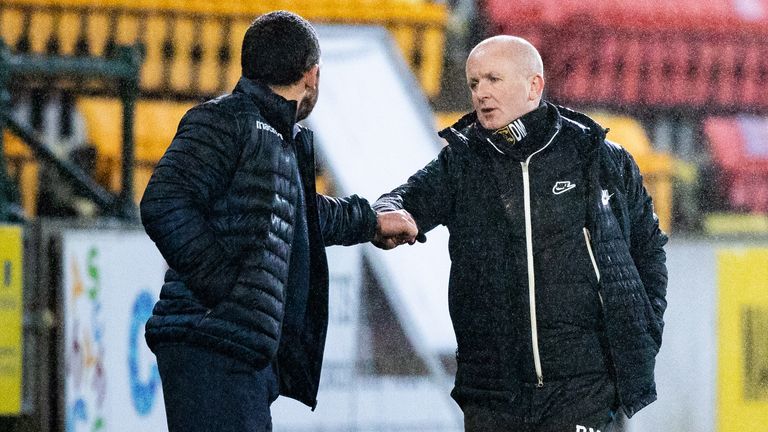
76;98;194;202
689;43;718;106
665;38;690;106
741;42;762;106
593;35;619;103
618;39;642;105
715;43;737;108
588;112;676;232
644;38;667;106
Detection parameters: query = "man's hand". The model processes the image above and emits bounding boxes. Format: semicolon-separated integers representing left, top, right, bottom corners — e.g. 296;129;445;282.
373;210;418;250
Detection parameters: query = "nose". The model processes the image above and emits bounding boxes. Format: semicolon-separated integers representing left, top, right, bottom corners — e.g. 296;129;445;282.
473;81;490;101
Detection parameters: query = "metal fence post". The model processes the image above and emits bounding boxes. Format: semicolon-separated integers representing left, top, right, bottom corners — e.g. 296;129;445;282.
118;45;141;218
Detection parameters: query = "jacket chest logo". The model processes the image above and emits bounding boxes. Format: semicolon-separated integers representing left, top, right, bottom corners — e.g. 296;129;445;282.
552;181;576;195
601;189;614;206
254;120;284;140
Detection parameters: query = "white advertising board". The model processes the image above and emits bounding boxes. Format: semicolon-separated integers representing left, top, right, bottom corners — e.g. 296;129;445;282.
62;229;168;432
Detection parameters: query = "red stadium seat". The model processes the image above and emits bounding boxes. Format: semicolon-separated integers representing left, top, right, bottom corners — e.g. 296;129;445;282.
594;35;620;103
689;43;718;106
665;38;690;106
643;38;667;105
715;43;738;108
741;42;760;106
618;39;642;105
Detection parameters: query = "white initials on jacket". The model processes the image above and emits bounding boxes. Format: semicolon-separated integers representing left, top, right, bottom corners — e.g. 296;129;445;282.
576;426;601;432
507;119;528;141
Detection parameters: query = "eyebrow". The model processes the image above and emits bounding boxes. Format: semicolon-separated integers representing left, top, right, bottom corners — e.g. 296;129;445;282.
469;72;499;80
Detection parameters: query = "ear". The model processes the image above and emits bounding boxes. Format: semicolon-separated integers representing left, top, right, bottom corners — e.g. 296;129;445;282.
529;74;545;101
303;64;320;89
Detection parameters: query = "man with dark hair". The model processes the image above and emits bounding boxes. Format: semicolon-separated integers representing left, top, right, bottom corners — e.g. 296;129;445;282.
375;35;668;431
141;11;417;432
241;11;321;86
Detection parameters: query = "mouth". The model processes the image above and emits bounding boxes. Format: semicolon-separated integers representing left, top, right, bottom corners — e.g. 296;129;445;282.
480;108;496;115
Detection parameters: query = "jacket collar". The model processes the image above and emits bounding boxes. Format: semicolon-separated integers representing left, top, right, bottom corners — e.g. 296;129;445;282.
234;77;298;139
439;101;567;150
440;102;610;149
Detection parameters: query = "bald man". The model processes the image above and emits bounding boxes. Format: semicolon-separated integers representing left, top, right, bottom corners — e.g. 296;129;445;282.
375;36;668;431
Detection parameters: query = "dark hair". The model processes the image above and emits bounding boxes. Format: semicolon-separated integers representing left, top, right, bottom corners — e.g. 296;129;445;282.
241;11;320;86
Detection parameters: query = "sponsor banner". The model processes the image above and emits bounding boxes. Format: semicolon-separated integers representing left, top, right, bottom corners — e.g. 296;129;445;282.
0;225;23;415
717;248;768;432
62;230;167;432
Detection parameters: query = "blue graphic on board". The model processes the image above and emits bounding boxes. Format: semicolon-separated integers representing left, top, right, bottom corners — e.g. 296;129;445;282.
66;399;87;432
128;290;160;416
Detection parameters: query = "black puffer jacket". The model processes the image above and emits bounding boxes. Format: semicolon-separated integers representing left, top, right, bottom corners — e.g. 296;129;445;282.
141;77;377;408
374;104;667;418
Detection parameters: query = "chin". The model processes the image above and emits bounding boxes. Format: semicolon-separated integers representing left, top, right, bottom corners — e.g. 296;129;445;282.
479;119;503;130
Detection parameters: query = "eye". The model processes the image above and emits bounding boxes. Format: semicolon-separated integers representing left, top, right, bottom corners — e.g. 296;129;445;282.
468;80;478;90
489;76;501;83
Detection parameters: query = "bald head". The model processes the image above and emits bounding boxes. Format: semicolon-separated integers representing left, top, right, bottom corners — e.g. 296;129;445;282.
470;35;544;79
465;36;545;129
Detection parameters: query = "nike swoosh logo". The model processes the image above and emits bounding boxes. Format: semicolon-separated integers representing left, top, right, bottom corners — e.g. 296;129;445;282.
552;181;576;195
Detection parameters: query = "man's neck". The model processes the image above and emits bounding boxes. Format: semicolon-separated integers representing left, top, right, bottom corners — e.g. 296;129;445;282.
269;83;303;106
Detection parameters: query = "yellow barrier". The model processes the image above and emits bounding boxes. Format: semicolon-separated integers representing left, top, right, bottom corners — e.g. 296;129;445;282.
0;224;24;415
717;248;768;432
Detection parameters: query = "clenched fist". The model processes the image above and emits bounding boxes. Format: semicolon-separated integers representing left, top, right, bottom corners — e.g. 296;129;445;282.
372;210;419;250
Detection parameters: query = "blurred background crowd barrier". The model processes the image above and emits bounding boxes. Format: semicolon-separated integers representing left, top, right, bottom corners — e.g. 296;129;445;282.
0;1;767;431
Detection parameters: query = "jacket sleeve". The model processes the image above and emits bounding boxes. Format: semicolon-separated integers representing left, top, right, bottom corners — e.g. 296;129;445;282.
140;105;243;305
315;194;378;246
373;145;457;238
623;150;669;348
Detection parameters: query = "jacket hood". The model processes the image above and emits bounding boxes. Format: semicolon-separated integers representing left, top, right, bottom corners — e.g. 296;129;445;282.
556;104;609;147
